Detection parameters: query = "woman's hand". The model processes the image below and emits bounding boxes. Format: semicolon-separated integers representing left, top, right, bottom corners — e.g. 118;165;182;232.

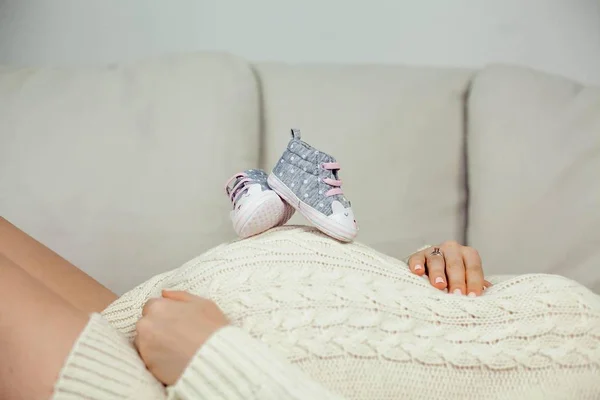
407;241;491;296
134;290;229;385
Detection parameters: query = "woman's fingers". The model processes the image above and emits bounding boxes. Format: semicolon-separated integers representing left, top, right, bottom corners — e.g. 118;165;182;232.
425;248;447;290
407;251;426;276
463;246;484;297
162;290;198;302
442;242;466;295
142;298;160;316
409;243;490;296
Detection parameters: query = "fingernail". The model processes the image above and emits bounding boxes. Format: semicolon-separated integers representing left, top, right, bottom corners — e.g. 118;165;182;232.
453;289;462;295
468;292;477;298
414;264;423;271
435;277;444;284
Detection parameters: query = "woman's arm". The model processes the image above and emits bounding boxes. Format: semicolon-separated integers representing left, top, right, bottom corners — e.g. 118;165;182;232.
135;290;346;400
169;326;345;400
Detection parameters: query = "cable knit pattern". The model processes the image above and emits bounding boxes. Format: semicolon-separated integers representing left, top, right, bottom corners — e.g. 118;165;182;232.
55;226;600;399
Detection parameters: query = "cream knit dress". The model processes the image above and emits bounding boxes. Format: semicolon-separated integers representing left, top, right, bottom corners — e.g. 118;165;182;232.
52;227;600;400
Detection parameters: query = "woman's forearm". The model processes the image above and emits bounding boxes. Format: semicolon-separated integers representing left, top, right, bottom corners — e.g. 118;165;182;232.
168;326;346;400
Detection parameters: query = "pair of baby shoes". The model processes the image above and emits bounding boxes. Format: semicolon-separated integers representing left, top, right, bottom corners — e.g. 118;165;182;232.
225;129;358;242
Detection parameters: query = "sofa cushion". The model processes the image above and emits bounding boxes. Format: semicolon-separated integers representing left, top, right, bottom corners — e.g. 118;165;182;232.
256;63;474;259
467;65;600;292
0;53;259;294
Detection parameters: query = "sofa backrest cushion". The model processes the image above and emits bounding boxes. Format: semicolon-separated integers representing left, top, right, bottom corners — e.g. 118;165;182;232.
256;63;474;259
0;53;259;294
468;65;600;292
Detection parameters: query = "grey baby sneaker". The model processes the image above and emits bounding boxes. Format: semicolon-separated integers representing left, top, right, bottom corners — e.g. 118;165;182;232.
225;169;294;238
267;129;358;242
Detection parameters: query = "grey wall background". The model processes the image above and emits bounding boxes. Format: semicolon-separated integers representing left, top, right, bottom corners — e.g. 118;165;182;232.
0;0;599;85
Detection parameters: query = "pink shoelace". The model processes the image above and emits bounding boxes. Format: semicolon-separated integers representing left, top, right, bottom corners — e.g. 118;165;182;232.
321;162;343;197
224;173;252;205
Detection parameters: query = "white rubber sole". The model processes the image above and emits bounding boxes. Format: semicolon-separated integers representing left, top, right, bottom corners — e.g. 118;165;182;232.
267;173;357;242
231;191;288;239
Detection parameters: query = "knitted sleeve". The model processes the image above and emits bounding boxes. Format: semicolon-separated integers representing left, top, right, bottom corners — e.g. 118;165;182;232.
168;326;346;400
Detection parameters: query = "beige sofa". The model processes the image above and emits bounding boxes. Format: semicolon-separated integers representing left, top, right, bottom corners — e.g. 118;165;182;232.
1;53;598;295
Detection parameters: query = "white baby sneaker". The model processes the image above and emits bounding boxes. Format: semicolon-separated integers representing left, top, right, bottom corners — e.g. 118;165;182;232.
225;169;294;238
267;129;358;242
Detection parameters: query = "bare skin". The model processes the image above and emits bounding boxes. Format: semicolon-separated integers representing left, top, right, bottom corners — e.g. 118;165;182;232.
136;290;229;385
407;241;492;296
0;217;117;399
0;217;117;312
0;255;88;399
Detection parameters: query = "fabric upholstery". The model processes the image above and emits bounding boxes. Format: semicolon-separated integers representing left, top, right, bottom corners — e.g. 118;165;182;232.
256;63;474;260
2;52;597;294
0;53;259;294
467;65;600;292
